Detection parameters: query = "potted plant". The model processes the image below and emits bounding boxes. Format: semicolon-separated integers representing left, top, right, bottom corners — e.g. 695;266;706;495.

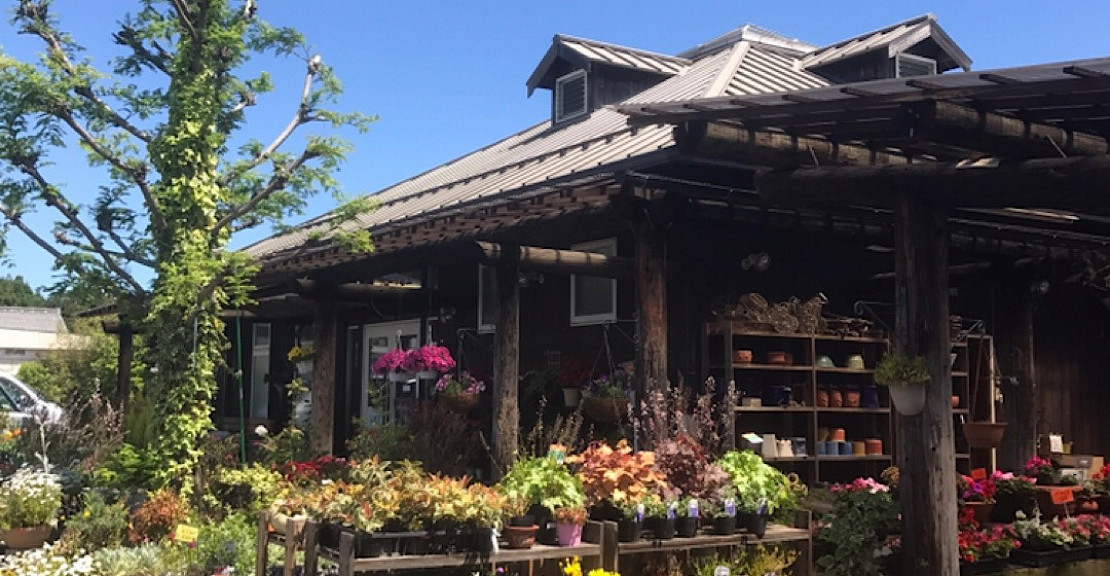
581;364;633;422
1088;464;1110;510
503;496;538;549
0;467;63;549
959;474;997;525
1010;511;1080;567
991;472;1037;522
556;357;592;409
815;477;900;576
411;344;456;380
675;497;700;538
554;506;587;547
704;492;738;535
957;506;1021;575
497;456;586;545
570;439;670;521
873;353;930;416
644;499;676;540
434;371;485;413
1081;514;1110;558
716;450;801;529
287;345;315;374
616;498;647;543
373;348;414;382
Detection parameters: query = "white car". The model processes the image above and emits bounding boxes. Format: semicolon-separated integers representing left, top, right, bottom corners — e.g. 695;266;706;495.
0;372;64;426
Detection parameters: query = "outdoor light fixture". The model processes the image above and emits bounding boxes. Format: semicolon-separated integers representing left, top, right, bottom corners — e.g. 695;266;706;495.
1030;280;1050;295
741;252;771;272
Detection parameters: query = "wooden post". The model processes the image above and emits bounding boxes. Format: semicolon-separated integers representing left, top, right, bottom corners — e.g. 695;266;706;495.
893;192;958;576
634;211;668;405
998;293;1038;470
116;323;133;411
310;297;338;455
492;258;520;476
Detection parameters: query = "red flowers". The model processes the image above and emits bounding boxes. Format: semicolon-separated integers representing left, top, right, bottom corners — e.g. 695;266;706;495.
958;505;1021;563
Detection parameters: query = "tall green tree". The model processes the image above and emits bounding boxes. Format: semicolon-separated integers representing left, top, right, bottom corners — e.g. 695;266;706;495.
0;275;47;307
0;0;373;483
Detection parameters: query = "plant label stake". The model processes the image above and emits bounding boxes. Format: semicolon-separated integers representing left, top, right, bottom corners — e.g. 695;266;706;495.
971;468;988;480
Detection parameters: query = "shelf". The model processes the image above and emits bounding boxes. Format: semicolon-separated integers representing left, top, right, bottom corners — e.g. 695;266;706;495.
816;367;874;374
818;455;892;461
706;324;888;344
762;456;815;462
813;333;888;344
735;405;812;413
732;363;812;371
953;409;970;415
817;407;890;414
952;371;969;377
957;453;971;459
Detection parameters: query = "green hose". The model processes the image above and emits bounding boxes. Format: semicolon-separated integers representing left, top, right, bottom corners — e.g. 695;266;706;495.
236;314;247;463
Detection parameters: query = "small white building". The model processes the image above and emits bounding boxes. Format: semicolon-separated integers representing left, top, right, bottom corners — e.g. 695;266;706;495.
0;307;88;373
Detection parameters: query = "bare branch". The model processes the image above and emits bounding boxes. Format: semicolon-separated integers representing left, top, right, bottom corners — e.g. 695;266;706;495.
0;205;66;261
213;149;317;236
14;161;147;295
104;227;156;268
168;0;198;40
57;111;167;234
112;25;170;75
20;11;151;142
53;230;153;268
218;56;319;187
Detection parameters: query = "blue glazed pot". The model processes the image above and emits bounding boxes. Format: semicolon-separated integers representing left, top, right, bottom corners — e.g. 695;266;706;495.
839;441;853;455
861;386;880;408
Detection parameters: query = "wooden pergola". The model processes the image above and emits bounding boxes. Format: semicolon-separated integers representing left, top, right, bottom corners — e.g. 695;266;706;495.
616;56;1110;576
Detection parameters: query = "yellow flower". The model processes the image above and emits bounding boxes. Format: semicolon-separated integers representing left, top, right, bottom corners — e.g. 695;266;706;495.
561;557;582;576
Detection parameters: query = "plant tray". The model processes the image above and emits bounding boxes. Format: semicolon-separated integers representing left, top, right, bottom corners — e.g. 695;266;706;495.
1094;544;1110;559
1009;547;1091;568
959;557;1008;575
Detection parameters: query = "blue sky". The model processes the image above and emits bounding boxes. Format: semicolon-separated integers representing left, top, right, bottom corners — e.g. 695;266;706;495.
2;1;1110;291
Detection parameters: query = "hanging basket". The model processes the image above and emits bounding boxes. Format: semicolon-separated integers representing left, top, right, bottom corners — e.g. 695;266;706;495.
441;393;479;414
887;383;926;416
295;360;314;374
963;421;1007;449
387;371;413;383
416;369;439;381
582;396;628;422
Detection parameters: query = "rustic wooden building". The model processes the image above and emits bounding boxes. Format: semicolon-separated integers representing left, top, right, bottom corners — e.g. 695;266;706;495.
223;16;1110;574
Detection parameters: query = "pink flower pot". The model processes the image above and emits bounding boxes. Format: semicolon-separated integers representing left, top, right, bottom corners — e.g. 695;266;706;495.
556;522;583;547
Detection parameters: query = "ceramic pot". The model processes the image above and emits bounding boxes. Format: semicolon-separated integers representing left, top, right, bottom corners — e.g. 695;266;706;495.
556;522;583;547
847;354;866;370
838;441;853;456
767;351;787;364
951;395;961;408
295;360;314;374
504;525;538;549
791;437;807;457
829;390;844;408
735;350;753;364
861;386;880;408
888;383;926;416
762;434;778;459
2;524;50;550
816;389;829;408
830;428;846;442
816;355;835;368
852;441;866;456
843;389;861;408
865;438;883;455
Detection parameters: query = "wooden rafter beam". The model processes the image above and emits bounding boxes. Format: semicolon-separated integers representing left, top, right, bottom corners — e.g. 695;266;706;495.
474;241;633;279
756;154;1110;214
912;100;1109;157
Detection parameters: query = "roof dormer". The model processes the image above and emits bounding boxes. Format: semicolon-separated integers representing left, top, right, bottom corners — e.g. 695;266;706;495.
800;14;971;83
527;35;689;125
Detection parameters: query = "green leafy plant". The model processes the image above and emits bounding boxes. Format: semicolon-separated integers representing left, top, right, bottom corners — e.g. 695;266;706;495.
92;544;171;576
691;545;799;576
497;456;586;512
715;450;799;519
873;354;930;386
815;479;900;576
57;491;130;553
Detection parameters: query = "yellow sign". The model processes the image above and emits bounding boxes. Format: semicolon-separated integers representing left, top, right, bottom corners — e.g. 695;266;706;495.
173;524;199;544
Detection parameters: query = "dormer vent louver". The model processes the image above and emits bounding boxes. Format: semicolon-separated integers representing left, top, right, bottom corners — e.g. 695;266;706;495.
555;70;587;122
896;53;937;78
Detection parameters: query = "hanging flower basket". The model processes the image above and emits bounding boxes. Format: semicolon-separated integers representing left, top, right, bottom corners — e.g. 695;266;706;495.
295;360;314;374
963;422;1007;449
441;393;479;414
416;369;438;380
888;383;926;416
582;396;628;422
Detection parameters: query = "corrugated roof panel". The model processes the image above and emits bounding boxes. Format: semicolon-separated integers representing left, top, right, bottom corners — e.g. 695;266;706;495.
800;16;931;69
726;46;828;96
560;36;689;76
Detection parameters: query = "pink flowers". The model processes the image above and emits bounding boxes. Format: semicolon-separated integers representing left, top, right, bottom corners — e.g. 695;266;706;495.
1024;455;1054;476
372;345;457;374
831;477;889;494
960;475;998;503
436;371;485;396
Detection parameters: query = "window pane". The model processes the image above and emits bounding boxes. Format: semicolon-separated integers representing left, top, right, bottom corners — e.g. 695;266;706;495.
250;323;271;419
574;275;613;317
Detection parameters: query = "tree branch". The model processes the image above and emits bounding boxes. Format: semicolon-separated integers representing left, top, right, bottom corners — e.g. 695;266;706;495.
14;161;147;295
112;25;171;75
19;8;152;142
0;205;66;262
53;230;152;268
168;0;198;40
213;149;317;236
57;111;167;234
104;227;156;268
218;56;319;187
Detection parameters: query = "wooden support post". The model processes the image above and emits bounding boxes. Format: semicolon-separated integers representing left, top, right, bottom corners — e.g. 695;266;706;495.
310;298;338;455
116;323;133;411
893;192;958;576
998;293;1038;470
634;212;668;406
492;258;520;476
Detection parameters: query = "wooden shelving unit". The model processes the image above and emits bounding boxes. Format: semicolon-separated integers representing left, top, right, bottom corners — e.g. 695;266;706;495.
703;321;992;483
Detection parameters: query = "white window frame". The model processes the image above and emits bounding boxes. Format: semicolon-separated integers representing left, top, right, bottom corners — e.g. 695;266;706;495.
249;322;271;419
555;69;588;123
477;264;496;334
570;238;617;326
895;53;937;78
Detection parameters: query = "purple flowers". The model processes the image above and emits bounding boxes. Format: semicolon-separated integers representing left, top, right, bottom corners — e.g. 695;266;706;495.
435;371;485;396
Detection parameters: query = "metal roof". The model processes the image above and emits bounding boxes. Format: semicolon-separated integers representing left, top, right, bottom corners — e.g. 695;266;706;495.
800;14;971;73
0;307;67;333
526;35;690;95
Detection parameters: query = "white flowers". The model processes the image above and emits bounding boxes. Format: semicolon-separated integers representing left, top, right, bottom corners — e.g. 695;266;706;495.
0;544;94;576
255;424;269;437
0;468;63;529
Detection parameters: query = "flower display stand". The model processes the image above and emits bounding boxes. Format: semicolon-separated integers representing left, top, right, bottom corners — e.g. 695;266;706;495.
256;510;307;576
302;519;611;576
959;557;1008;575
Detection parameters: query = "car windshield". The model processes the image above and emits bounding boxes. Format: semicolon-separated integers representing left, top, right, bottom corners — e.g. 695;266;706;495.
0;377;35;411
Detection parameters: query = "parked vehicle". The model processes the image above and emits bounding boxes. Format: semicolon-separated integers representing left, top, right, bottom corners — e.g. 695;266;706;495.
0;372;63;426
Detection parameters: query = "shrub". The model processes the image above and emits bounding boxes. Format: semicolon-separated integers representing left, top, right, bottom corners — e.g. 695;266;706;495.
0;468;63;529
161;512;258;576
347;422;415;462
91;544;168;576
92;443;163;492
815;479;900;576
58;491;130;552
128;488;190;544
12;394;124;473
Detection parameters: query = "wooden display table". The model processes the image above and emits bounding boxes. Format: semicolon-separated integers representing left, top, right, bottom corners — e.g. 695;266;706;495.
302;520;610;576
255;511;306;576
607;521;813;576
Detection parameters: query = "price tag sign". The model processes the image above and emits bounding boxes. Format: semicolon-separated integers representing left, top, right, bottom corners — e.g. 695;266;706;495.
970;468;988;480
173;524;199;545
1051;489;1075;505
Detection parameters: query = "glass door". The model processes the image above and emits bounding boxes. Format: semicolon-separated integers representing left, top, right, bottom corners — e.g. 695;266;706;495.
360;320;422;425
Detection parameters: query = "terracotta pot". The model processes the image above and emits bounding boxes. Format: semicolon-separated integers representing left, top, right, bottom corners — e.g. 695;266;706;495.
734;349;753;364
951;395;961;408
963;422;1006;449
830;428;846;442
829;390;843;408
843;389;861;408
865;438;883;455
852;441;866;456
767;351;787;364
964;502;995;525
583;396;628;422
2;524;50;549
504;524;538;549
441;393;479;414
816;390;829;408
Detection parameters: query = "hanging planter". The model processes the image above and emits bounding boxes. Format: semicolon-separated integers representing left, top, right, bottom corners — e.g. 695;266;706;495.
295;360;314;375
387;371;412;383
415;369;438;380
441;393;479;414
582;396;628;422
963;422;1007;449
874;354;930;416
